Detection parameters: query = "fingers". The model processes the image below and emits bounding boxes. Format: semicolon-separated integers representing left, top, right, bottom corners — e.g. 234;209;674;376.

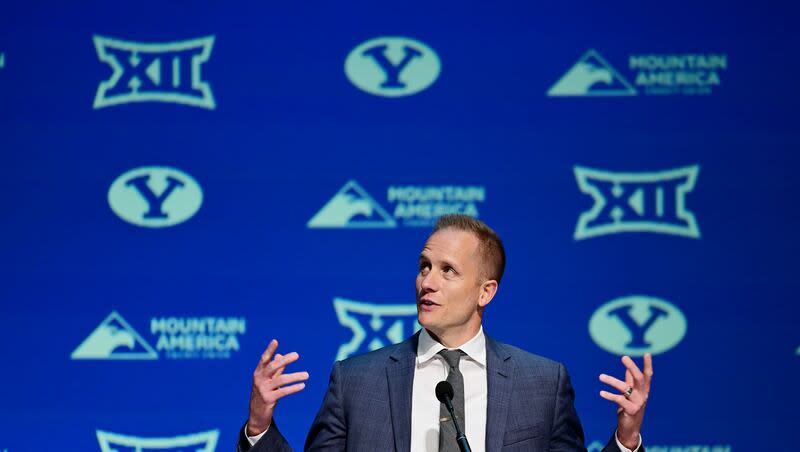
273;354;285;378
274;381;307;399
274;371;310;388
254;341;304;387
621;356;645;388
259;339;279;368
599;390;636;411
599;373;629;394
643;353;654;390
598;355;652;411
265;352;300;376
621;356;643;380
259;371;309;404
638;353;653;395
256;382;308;409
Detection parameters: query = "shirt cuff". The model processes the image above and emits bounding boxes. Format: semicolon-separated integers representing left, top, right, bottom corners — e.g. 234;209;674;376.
614;430;642;452
245;423;268;446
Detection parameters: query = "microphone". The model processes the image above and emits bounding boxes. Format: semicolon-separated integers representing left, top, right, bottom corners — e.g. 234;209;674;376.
435;381;472;452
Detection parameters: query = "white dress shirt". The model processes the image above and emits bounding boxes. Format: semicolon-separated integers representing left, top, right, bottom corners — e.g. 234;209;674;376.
411;327;488;452
248;327;641;451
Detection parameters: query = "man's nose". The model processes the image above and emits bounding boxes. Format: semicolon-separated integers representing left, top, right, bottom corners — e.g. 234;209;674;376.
420;270;439;292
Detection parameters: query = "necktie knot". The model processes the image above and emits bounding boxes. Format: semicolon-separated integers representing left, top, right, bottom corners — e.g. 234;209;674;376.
438;349;464;370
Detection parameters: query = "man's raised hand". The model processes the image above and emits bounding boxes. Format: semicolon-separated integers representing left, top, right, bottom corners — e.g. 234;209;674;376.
599;353;653;450
247;339;309;436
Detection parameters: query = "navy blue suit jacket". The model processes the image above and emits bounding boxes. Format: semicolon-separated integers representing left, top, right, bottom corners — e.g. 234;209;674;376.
238;333;632;451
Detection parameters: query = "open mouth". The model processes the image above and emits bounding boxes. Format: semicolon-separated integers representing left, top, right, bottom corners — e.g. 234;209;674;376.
419;298;439;308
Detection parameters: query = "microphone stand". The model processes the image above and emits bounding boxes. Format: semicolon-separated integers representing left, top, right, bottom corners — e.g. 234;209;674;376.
441;393;471;452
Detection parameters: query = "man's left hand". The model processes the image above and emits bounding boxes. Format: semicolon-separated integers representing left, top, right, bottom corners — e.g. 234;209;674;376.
599;353;653;450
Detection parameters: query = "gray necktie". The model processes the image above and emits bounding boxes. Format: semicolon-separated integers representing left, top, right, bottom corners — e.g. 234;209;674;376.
438;349;465;452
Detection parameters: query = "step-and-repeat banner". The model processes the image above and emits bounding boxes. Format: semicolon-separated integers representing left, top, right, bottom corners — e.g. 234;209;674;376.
2;1;798;451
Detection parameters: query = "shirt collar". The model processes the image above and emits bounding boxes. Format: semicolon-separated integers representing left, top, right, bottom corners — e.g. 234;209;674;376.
417;326;486;367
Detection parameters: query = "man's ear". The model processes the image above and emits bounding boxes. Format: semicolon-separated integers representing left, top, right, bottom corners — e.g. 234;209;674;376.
478;279;498;308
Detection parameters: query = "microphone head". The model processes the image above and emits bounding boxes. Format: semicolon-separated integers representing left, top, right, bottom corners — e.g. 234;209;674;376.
435;381;454;403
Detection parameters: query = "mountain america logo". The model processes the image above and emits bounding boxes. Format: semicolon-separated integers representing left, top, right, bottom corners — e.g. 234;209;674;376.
308;180;486;229
72;312;246;360
334;297;421;360
308;180;396;228
573;165;700;240
548;49;727;97
93;35;215;109
96;429;219;452
548;49;636;96
71;311;158;360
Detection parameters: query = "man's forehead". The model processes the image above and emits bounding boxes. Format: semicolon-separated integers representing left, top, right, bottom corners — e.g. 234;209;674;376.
420;228;480;258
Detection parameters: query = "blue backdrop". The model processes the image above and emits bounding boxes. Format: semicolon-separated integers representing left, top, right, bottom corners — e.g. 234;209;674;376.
2;1;799;451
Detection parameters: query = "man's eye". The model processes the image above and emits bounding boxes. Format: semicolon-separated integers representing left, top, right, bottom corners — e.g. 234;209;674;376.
443;267;456;275
419;264;430;273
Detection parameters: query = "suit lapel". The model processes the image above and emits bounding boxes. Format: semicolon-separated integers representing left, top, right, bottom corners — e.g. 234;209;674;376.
485;336;514;452
387;333;419;452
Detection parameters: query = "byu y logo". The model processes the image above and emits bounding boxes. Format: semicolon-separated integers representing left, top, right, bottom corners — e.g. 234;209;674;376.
108;166;203;228
574;165;700;239
93;35;215;109
96;429;219;452
589;295;687;356
345;36;441;97
334;297;421;360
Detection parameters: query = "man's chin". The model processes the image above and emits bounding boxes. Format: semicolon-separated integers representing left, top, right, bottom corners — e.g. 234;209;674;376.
417;312;442;334
417;312;435;328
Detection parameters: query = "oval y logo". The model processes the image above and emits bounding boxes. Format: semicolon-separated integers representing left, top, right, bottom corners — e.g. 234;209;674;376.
345;36;441;97
589;295;687;356
108;166;203;228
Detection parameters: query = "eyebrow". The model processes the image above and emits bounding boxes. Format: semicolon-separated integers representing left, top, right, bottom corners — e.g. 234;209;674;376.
418;250;460;271
419;255;458;270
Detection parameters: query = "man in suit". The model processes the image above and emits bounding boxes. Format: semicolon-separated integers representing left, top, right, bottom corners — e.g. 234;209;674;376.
239;215;652;451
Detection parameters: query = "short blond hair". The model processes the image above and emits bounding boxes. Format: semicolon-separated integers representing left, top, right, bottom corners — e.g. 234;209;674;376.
431;214;505;283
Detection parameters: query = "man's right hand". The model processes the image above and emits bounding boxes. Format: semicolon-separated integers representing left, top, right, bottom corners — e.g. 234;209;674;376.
247;339;310;436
